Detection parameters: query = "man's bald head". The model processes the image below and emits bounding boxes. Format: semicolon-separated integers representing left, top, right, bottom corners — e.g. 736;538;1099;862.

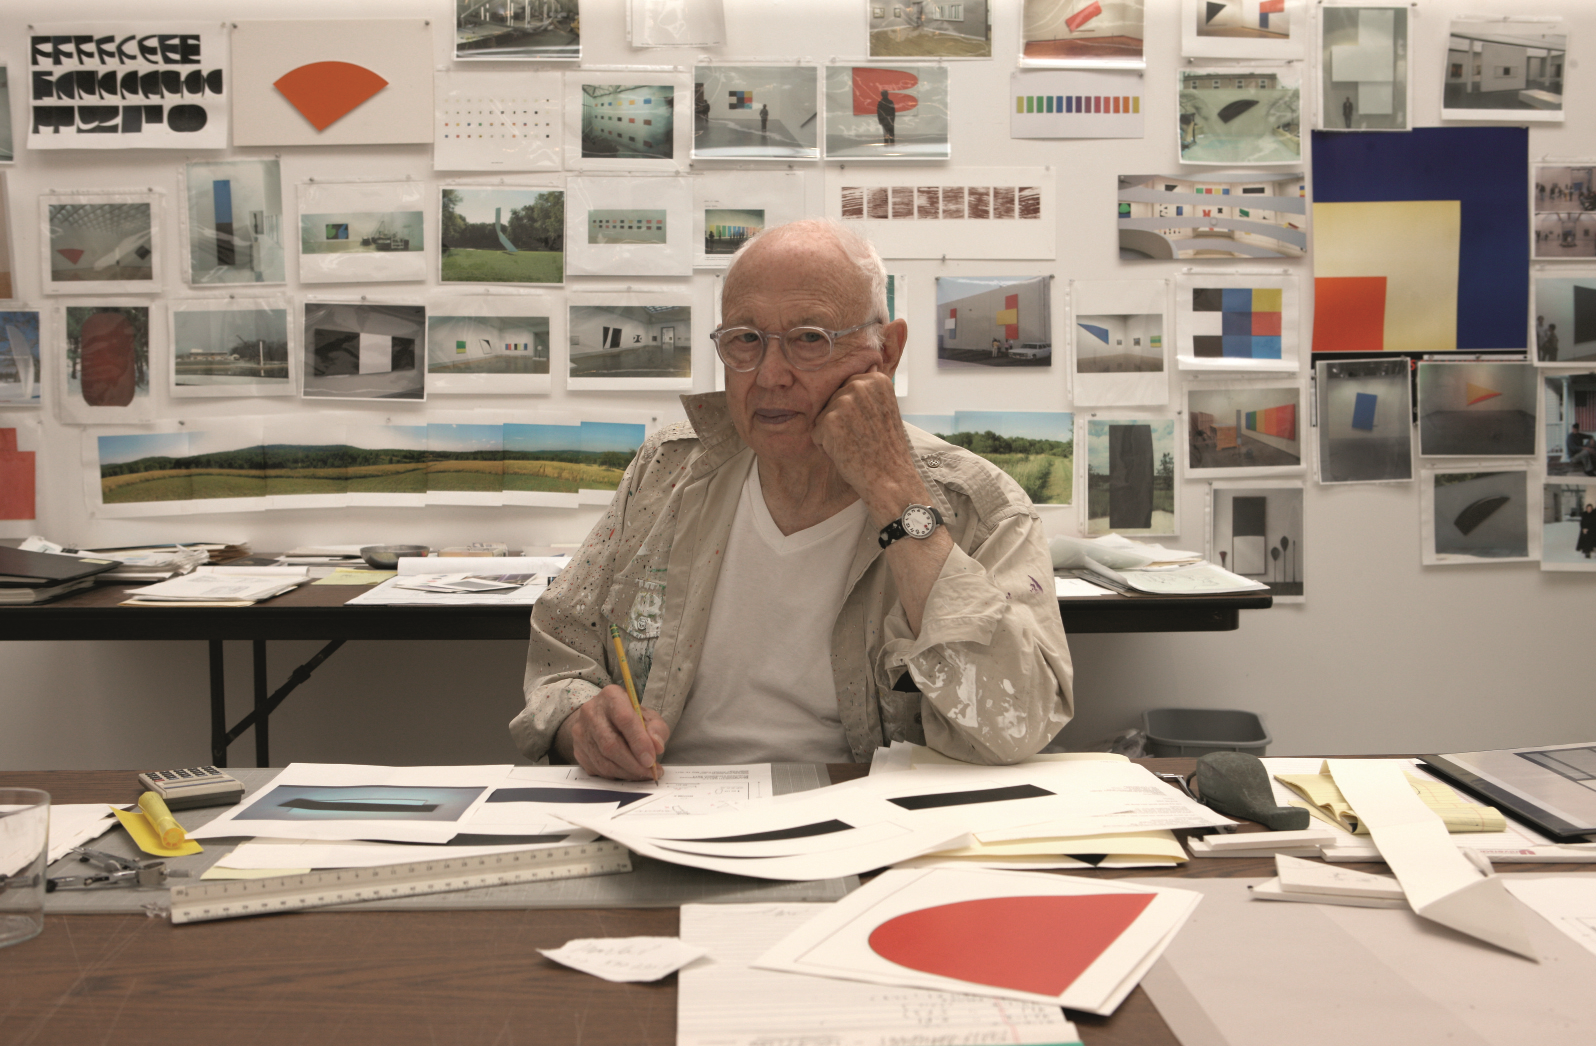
723;219;889;340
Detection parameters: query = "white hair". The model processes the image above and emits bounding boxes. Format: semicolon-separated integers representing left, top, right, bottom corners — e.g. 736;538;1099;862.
722;219;890;344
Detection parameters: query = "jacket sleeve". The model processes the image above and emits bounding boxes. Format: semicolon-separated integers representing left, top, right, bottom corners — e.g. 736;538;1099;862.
510;441;663;762
877;506;1074;765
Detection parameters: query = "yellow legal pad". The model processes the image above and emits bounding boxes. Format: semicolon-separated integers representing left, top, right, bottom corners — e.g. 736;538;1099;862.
1275;763;1505;835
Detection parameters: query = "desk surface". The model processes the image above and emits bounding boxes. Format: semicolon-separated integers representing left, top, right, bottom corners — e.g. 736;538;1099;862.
2;761;1270;1046
1;581;1271;640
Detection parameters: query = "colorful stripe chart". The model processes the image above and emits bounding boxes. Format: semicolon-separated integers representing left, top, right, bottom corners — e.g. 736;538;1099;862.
1010;69;1145;140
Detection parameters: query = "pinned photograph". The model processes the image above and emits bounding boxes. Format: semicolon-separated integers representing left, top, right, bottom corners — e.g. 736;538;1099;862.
565;176;692;277
1182;0;1304;60
302;301;425;402
1178;67;1300;165
0;173;13;299
0;311;40;406
567;302;691;391
1174;272;1299;372
1532;166;1596;261
298;181;426;284
702;210;761;256
502;420;648;505
1315;357;1412;485
829;166;1054;260
169;301;292;398
869;2;991;58
1533;275;1596;362
577;82;678;166
1442;19;1564;122
1118;173;1305;259
1320;6;1409;131
590;210;666;244
58;304;155;425
1541;479;1596;571
43;194;161;294
1084;417;1177;536
1422;469;1532;565
183;159;286;286
1416;362;1536;457
434;71;563;172
935;276;1052;368
1021;0;1145;67
1071;279;1167;407
1545;372;1596;478
691;65;819;161
825;65;950;161
1186;384;1303;476
456;0;580;60
1209;482;1304;601
694;170;805;268
631;0;724;46
440;186;563;285
901;411;1073;506
427;302;556;396
0;67;11;162
1011;70;1145;139
96;424;268;515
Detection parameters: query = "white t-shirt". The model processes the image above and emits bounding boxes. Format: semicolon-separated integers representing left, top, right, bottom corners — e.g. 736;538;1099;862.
666;466;865;765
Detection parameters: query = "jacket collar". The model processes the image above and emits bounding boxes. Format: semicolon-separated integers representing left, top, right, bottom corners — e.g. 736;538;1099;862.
679;392;747;473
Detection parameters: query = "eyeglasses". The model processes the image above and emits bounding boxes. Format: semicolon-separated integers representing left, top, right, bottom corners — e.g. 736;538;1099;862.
708;320;880;372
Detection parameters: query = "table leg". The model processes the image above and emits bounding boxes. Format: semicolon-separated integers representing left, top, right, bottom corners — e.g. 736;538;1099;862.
254;640;270;767
220;639;348;768
209;640;227;767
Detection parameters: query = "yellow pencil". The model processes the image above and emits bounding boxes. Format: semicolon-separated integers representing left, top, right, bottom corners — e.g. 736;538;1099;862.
609;623;659;782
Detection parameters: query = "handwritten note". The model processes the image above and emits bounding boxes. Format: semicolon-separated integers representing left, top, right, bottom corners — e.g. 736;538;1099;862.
538;937;707;983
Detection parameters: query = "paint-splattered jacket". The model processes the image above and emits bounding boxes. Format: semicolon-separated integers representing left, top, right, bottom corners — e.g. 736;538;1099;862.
512;392;1073;765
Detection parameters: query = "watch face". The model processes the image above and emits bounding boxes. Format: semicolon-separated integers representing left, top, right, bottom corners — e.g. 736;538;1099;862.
901;504;938;539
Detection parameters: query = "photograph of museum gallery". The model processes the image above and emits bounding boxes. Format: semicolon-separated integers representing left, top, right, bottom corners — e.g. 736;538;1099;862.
1117;173;1304;259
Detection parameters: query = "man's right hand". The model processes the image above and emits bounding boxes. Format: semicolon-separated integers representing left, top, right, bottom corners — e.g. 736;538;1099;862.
554;685;670;781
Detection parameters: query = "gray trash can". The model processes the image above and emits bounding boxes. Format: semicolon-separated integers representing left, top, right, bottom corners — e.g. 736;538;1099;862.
1142;708;1270;758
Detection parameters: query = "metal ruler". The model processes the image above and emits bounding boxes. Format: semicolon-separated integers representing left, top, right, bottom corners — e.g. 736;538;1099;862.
168;841;632;924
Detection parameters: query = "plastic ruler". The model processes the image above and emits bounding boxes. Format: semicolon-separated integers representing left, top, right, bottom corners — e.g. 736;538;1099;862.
168;840;632;924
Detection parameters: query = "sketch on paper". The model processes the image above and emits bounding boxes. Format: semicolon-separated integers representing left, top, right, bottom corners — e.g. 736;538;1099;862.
1021;0;1144;66
935;276;1052;368
582;84;675;160
428;315;549;375
1416;362;1536;457
172;308;290;390
902;411;1073;507
456;0;579;61
1320;6;1408;131
869;1;991;58
1178;68;1300;164
440;187;563;284
1085;418;1176;536
1118;173;1304;259
1443;20;1564;121
691;66;818;160
1210;484;1303;600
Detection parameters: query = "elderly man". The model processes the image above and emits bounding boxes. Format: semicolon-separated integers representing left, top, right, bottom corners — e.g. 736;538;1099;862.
513;219;1072;779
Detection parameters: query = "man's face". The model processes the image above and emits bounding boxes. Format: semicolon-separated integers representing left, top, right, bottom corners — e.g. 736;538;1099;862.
720;234;902;467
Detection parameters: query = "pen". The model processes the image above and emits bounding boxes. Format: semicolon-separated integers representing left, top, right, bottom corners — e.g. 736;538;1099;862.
609;623;659;782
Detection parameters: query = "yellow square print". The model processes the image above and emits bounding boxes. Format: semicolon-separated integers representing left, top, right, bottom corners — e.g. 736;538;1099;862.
1312;200;1460;354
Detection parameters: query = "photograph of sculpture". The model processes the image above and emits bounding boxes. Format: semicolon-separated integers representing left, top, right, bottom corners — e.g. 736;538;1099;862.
1117;173;1305;260
1425;469;1531;564
1209;482;1304;600
1442;19;1565;122
0;310;40;406
869;1;991;58
184;159;286;285
1533;276;1596;361
1315;357;1412;485
581;84;675;160
302;302;425;402
824;65;950;161
1542;480;1596;571
64;305;150;410
46;200;157;291
1085;417;1177;536
567;303;691;391
1532;166;1596;261
170;304;291;396
1178;67;1300;164
440;187;563;284
935;276;1052;367
692;65;818;160
455;0;579;61
1021;0;1144;66
1545;372;1596;477
1319;6;1408;131
901;411;1073;506
1416;362;1536;457
1186;385;1303;475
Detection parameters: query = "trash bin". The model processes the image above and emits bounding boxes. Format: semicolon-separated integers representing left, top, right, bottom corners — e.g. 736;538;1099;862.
1141;708;1270;758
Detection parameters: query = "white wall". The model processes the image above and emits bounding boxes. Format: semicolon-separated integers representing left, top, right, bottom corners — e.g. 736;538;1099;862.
2;0;1595;771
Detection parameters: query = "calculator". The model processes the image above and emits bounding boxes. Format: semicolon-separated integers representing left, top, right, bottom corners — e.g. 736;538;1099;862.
137;766;246;809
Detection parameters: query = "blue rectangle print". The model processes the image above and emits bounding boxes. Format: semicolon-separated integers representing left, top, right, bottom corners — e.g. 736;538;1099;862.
1351;392;1378;431
1222;288;1253;312
212;180;232;223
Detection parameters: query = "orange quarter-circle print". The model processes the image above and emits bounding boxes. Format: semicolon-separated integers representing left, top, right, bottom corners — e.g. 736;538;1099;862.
273;62;390;132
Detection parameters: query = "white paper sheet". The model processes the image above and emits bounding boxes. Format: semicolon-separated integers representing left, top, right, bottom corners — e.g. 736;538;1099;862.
680;903;1081;1046
46;804;118;864
1502;877;1596;960
542;936;706;983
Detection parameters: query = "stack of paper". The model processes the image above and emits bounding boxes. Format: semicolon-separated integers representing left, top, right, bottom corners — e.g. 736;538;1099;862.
123;566;309;606
349;556;566;606
1050;533;1265;595
392;573;530;594
282;545;368;565
1250;853;1407;909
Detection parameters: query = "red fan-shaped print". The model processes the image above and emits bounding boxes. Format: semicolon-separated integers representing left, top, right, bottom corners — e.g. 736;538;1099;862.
273;61;389;132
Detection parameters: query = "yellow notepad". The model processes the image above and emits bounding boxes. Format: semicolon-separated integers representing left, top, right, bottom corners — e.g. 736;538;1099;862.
1275;765;1505;834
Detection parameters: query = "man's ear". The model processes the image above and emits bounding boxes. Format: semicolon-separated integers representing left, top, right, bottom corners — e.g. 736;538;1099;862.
879;318;908;377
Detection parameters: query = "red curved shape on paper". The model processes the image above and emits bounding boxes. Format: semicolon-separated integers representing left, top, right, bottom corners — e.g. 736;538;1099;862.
852;68;919;116
79;312;137;407
273;61;389;132
867;894;1154;997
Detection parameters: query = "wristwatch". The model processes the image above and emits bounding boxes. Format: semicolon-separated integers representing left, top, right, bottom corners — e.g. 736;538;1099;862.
878;504;943;549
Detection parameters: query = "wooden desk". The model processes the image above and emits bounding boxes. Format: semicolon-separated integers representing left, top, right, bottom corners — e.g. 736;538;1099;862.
0;762;1241;1046
2;585;1270;767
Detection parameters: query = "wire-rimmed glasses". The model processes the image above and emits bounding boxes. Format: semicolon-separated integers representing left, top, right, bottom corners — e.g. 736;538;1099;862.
709;320;880;372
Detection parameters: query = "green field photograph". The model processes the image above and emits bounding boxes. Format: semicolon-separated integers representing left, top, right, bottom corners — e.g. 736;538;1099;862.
903;410;1074;506
441;186;563;284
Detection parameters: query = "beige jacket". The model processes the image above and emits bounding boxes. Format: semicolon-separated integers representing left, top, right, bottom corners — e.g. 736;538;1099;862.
512;392;1073;765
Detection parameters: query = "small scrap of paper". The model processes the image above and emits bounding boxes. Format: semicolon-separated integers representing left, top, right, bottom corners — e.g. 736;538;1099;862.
538;936;707;983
